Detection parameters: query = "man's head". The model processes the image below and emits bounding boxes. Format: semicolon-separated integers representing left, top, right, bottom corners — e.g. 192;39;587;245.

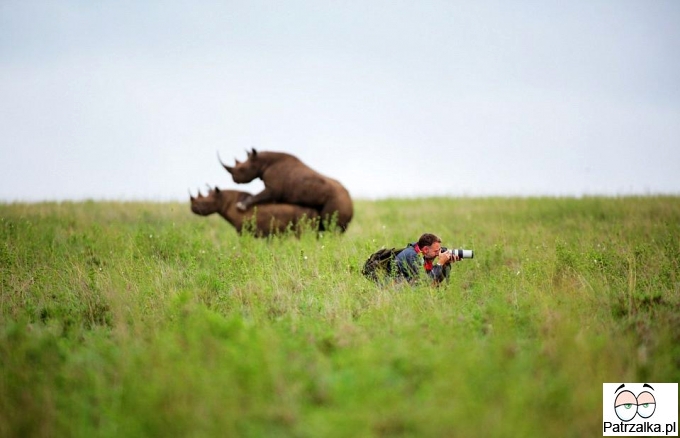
417;233;442;259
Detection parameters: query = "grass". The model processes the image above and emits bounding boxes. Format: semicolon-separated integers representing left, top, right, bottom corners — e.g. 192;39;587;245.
1;196;679;437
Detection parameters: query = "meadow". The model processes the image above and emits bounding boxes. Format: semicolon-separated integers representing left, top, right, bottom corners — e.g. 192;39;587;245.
1;196;678;437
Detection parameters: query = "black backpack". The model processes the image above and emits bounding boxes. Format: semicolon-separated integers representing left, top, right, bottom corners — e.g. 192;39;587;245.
361;247;406;282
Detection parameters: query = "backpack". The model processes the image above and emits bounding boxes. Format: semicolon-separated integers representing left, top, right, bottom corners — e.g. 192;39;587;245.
361;247;406;282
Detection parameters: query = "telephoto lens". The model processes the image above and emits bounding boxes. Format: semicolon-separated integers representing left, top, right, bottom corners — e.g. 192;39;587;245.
441;247;474;259
451;249;473;259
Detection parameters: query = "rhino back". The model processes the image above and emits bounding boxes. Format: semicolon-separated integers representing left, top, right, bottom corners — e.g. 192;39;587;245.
264;162;346;207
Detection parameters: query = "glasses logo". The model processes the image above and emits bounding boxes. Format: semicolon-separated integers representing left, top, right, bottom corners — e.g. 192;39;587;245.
614;384;656;422
603;382;678;436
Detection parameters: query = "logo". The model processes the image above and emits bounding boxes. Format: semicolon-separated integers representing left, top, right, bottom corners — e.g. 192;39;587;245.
603;383;678;436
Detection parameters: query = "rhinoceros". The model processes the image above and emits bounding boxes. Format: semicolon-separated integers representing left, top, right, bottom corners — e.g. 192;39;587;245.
221;149;353;232
190;187;319;237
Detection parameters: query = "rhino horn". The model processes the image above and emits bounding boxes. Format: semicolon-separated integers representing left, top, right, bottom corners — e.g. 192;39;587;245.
217;151;234;173
189;188;195;201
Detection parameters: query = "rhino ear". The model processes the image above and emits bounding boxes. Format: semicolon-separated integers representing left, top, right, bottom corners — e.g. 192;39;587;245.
215;187;221;194
251;148;258;157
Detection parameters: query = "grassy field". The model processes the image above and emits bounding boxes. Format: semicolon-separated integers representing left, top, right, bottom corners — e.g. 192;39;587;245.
1;196;679;437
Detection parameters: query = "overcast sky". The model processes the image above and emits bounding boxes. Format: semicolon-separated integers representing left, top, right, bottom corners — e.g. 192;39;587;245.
1;1;679;202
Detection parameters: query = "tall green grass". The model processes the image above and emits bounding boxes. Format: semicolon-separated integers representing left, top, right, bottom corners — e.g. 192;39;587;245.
1;197;678;437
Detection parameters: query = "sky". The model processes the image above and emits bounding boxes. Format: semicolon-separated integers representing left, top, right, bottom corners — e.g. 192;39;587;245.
1;1;679;202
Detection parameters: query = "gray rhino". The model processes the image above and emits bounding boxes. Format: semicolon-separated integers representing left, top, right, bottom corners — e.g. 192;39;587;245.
190;187;319;237
221;149;353;232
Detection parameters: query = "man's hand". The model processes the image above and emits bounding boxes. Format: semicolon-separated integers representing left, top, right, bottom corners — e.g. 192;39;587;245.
438;250;459;265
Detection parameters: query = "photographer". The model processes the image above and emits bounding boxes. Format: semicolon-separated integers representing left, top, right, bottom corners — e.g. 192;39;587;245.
395;233;459;285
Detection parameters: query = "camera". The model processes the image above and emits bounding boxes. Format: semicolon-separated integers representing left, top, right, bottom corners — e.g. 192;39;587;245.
441;247;474;259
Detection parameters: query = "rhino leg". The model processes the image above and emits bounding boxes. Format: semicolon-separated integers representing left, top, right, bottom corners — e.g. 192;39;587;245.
320;198;353;232
237;189;276;211
236;198;251;211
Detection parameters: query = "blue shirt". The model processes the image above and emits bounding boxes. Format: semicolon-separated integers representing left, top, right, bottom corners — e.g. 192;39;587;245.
394;243;451;284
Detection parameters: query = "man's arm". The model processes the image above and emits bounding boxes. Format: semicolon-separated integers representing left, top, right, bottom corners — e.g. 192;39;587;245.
428;264;451;284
